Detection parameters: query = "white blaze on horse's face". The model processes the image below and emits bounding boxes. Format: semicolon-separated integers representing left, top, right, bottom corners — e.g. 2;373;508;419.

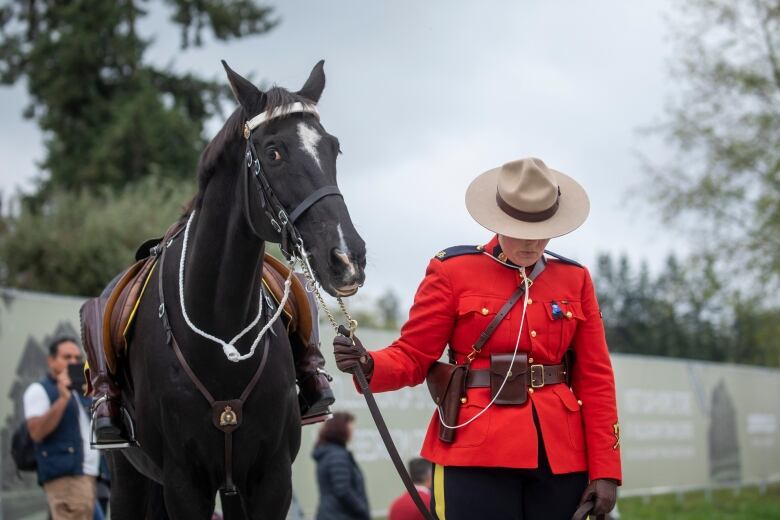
336;223;357;278
297;122;322;170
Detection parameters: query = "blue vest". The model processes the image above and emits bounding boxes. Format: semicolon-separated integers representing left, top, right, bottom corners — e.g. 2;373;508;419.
34;375;91;485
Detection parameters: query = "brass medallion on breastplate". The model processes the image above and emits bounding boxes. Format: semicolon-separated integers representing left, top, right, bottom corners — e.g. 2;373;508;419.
220;405;238;426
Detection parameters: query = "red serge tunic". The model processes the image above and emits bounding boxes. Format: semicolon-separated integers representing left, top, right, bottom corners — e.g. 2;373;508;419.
366;236;622;482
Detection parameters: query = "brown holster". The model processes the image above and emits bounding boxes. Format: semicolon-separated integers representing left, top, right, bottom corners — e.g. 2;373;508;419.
426;362;468;443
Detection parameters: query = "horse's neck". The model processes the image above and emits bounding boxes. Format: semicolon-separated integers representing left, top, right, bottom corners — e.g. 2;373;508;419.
180;168;266;340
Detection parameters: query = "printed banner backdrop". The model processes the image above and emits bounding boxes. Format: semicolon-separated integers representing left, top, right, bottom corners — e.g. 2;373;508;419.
1;288;779;519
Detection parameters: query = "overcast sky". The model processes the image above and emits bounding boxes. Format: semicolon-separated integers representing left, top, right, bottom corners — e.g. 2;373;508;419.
0;0;684;307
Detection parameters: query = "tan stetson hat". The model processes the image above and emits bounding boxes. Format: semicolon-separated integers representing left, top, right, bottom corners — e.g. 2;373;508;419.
465;157;590;240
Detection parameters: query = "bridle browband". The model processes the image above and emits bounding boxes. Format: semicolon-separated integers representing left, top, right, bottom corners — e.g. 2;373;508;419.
242;102;343;258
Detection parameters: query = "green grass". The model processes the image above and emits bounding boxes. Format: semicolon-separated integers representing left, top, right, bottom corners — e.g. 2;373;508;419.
618;484;780;520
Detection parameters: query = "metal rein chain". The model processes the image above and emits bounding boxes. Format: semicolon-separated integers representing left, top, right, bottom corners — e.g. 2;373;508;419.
295;245;357;335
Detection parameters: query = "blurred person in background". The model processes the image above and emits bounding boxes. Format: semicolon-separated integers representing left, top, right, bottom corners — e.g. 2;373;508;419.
388;458;432;520
23;336;100;520
334;158;621;520
312;411;370;520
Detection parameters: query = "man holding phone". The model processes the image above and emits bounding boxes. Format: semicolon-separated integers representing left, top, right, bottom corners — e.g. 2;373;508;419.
23;336;99;520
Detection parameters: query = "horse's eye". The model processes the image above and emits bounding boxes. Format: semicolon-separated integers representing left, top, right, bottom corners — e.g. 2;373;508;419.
266;148;281;162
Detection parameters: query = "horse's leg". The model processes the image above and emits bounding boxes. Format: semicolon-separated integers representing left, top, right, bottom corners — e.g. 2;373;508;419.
242;453;293;520
106;451;153;520
161;464;216;520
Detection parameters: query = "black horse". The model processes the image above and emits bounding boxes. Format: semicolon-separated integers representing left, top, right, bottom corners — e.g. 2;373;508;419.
105;61;366;519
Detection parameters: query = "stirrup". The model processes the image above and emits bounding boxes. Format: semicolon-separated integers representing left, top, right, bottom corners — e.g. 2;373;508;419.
90;398;138;450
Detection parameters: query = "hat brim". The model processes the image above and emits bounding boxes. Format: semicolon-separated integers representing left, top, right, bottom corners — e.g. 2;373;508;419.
465;166;590;240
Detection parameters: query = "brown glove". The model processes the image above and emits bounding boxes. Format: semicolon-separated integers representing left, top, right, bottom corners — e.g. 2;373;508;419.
333;325;374;378
577;478;617;517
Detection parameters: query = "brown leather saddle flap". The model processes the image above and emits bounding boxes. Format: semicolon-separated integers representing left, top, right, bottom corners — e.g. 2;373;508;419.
262;254;313;345
102;256;158;373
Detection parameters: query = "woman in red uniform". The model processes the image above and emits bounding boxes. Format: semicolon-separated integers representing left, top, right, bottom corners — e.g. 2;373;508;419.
334;157;621;520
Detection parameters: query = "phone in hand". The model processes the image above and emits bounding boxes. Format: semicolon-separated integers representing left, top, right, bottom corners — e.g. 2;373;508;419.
67;363;87;395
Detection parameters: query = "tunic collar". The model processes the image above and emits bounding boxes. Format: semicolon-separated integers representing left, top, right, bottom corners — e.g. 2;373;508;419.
482;235;545;271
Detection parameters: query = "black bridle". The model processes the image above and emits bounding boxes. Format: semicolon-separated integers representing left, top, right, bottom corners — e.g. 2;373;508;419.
242;116;343;258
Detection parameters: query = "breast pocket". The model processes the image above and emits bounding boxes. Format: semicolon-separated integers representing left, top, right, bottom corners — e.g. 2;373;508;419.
542;300;586;358
454;295;512;354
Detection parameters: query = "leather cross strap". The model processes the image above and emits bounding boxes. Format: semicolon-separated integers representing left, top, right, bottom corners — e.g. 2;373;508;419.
465;259;546;364
157;238;271;494
466;363;567;388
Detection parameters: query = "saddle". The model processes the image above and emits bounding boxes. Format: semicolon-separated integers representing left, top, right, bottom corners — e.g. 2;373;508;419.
100;226;313;375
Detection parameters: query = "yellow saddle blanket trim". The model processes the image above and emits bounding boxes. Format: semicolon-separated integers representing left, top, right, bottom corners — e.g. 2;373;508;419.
122;261;157;341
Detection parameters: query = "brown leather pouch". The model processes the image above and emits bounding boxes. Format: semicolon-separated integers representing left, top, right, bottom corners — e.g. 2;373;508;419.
489;353;528;405
426;362;468;443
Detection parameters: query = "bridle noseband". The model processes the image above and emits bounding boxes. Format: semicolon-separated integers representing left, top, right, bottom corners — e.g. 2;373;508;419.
242;102;343;258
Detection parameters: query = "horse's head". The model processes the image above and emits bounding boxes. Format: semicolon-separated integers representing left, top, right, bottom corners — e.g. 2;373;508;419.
222;61;366;297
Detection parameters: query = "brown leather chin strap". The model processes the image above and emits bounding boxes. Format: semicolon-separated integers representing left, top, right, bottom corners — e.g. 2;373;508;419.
157;237;271;495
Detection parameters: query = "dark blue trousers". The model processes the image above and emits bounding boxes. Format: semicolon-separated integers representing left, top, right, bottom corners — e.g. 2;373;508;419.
430;410;588;520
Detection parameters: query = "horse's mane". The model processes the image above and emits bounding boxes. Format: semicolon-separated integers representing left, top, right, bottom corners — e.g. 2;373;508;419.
182;87;314;217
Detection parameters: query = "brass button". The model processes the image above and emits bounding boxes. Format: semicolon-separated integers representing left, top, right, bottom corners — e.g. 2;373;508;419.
530;330;537;338
577;400;583;406
527;298;533;305
528;357;534;363
481;308;489;315
460;397;468;404
498;252;508;262
566;311;573;319
528;388;534;394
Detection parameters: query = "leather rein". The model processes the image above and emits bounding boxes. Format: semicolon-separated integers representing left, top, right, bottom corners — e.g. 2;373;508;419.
245;103;434;519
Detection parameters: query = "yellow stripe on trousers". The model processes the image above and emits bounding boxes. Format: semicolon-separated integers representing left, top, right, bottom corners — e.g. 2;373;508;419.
433;464;446;520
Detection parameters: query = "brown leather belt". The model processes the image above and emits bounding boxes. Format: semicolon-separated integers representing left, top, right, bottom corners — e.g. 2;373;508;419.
466;363;567;389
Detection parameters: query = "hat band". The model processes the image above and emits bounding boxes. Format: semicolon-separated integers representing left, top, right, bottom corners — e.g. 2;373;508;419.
495;187;561;223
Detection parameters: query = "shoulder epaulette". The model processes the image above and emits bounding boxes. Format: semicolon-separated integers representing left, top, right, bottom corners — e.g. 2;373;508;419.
544;249;583;268
433;245;484;261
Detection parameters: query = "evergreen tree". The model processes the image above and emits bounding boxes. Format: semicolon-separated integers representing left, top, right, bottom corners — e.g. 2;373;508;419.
594;252;778;367
0;0;276;294
0;0;276;199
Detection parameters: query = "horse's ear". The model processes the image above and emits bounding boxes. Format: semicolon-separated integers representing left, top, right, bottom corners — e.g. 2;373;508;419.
297;60;326;103
222;60;265;112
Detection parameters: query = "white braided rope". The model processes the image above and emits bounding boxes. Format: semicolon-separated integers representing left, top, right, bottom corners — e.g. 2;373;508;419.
437;267;530;430
178;210;294;362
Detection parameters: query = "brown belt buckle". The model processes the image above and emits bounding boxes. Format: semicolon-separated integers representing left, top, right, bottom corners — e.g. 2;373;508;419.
530;364;545;388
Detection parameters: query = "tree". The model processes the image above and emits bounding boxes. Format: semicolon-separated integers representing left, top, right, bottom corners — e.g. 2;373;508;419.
0;177;194;296
0;0;276;294
0;0;276;199
641;0;780;290
593;252;780;367
376;289;401;330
